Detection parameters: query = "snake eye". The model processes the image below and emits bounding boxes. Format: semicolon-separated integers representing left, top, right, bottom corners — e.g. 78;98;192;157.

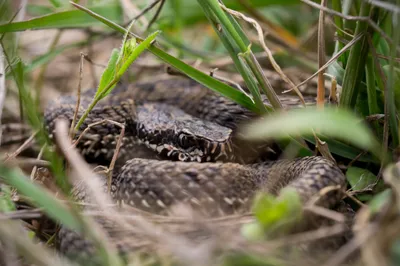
178;133;195;149
178;133;188;148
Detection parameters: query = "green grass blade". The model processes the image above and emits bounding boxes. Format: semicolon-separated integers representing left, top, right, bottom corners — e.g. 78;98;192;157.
339;2;372;108
70;2;258;113
0;165;81;232
0;5;123;32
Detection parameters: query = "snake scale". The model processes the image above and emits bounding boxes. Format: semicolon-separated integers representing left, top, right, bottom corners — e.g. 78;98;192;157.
44;77;347;261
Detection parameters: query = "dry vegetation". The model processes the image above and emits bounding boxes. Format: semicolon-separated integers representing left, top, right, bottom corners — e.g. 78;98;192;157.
0;0;400;266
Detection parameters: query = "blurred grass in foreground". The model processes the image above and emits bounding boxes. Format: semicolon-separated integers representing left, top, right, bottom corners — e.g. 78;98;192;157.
0;0;399;265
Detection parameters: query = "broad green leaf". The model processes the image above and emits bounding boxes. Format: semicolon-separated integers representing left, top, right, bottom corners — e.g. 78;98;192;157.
0;165;81;232
346;166;382;201
241;106;382;159
0;5;123;32
368;189;391;214
347;166;377;191
96;48;119;98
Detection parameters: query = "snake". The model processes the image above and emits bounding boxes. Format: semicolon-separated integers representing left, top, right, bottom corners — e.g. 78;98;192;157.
44;77;348;262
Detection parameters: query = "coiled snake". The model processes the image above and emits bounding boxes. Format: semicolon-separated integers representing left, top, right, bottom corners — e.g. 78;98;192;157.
44;77;347;260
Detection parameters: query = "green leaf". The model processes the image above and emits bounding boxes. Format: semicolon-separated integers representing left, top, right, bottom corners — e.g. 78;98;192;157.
252;188;302;235
347;166;377;191
241;222;265;241
346;166;382;201
96;48;119;98
70;2;258;113
0;165;81;232
368;189;391;214
241;106;382;159
303;136;378;163
0;5;123;32
116;31;160;79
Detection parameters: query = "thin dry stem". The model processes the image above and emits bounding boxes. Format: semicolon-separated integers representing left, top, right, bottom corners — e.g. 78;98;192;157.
69;52;85;138
292;34;363;91
72;119;123;149
3;131;38;162
300;0;400;52
106;121;125;193
119;0;148;27
219;4;306;105
0;46;5;145
317;0;327;108
30;144;45;180
146;0;166;31
304;205;346;223
55;119;123;265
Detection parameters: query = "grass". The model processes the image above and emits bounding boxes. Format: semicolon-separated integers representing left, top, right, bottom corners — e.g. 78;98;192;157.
0;0;399;265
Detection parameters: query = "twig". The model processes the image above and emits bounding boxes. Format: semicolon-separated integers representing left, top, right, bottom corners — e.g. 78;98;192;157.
317;0;327;108
220;4;306;105
300;0;400;52
30;144;45;180
304;205;346;223
127;0;162;27
367;0;400;13
146;0;166;30
119;0;148;27
105;121;125;193
0;209;43;220
3;131;38;162
81;53;107;68
0;45;5;146
4;158;50;168
291;34;363;91
69;52;85;138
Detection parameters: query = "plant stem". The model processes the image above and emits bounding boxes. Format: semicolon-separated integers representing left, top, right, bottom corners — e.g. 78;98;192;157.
339;1;372;108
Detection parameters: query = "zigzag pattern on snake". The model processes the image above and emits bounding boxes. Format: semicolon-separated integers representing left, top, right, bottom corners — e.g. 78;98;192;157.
44;77;347;260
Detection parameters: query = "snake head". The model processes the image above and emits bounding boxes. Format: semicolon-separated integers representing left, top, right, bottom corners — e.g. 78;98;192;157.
136;103;235;163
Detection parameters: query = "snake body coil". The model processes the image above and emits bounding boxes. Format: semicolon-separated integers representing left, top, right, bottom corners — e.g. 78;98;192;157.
44;77;347;260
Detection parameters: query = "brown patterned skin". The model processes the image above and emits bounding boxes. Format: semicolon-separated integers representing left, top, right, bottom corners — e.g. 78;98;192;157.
44;77;347;260
112;156;345;216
